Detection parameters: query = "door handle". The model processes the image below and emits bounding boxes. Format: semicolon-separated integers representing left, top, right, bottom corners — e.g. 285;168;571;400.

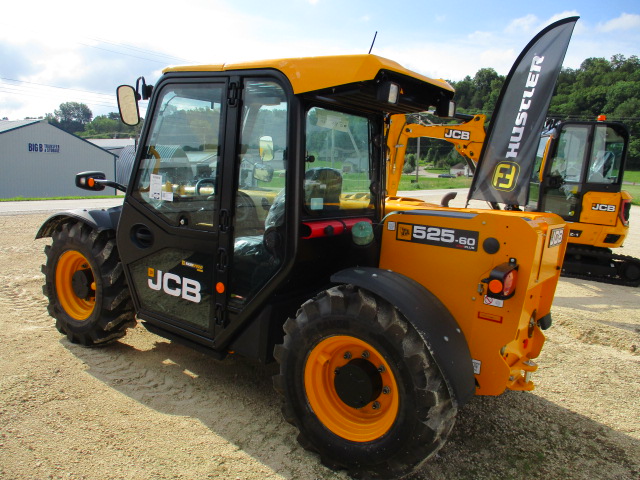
132;224;154;248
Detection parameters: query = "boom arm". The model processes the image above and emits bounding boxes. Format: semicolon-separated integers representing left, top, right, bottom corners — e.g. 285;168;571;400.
386;113;486;196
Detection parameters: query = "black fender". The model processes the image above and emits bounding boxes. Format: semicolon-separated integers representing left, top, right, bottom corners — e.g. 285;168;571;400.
331;266;475;407
35;206;122;239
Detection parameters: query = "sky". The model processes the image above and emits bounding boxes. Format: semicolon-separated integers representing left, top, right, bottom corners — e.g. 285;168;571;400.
1;0;639;121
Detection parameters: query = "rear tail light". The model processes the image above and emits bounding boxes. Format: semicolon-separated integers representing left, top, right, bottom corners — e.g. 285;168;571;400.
620;198;631;226
485;259;519;300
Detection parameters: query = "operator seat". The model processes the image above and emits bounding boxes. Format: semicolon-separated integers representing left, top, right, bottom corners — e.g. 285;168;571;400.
230;168;344;303
304;167;343;212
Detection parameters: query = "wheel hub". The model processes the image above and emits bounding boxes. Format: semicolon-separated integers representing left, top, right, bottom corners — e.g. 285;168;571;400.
304;335;399;442
334;358;383;408
71;268;94;300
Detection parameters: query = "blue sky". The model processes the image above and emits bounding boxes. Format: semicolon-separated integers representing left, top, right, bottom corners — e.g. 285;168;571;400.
1;0;638;120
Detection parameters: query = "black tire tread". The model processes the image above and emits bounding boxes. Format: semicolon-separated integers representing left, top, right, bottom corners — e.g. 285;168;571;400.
42;219;135;346
273;285;456;479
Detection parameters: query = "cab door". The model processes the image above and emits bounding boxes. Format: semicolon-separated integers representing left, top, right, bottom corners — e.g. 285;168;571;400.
536;123;590;221
117;80;228;339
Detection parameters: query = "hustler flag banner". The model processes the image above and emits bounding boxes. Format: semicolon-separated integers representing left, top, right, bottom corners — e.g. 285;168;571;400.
468;16;579;205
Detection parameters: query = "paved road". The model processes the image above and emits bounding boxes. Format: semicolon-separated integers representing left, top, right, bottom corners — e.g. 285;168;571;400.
0;197;124;215
0;189;474;215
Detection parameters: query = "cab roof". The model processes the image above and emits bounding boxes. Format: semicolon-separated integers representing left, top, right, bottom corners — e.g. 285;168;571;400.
163;54;453;96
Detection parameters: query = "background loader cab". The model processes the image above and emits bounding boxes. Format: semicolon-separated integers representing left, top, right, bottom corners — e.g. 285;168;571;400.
528;119;629;223
38;55;568;479
527;119;639;284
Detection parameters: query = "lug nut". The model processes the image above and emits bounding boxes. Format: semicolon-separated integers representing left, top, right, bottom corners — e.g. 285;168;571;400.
382;386;390;394
372;401;380;410
362;351;370;359
343;351;352;360
377;365;386;373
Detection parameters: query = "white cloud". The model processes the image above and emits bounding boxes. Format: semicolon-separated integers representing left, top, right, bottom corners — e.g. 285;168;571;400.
597;13;640;32
1;1;636;120
505;14;539;35
545;10;581;26
479;48;517;72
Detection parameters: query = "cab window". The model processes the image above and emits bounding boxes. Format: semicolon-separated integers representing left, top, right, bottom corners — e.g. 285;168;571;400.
229;80;288;306
132;83;224;230
587;125;625;184
304;107;373;216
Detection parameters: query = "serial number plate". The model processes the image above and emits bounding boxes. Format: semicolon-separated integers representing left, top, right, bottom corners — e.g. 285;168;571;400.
396;223;479;251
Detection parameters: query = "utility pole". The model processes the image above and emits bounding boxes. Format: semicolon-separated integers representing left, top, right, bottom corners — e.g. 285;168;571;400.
416;137;420;183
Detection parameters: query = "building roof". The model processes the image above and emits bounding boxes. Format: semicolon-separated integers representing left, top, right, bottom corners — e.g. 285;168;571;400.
0;119;117;159
87;138;136;149
0;119;41;134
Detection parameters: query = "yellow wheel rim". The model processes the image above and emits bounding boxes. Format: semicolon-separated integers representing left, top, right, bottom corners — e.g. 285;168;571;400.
55;250;96;321
304;335;399;442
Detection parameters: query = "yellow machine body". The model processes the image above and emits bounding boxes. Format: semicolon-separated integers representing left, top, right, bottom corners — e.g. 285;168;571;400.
379;204;566;395
386;113;486;196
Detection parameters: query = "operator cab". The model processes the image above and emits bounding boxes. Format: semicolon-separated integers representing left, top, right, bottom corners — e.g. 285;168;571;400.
527;119;629;222
114;55;455;359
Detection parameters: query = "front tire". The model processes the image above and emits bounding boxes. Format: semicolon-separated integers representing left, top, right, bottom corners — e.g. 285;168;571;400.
273;285;456;479
42;220;135;346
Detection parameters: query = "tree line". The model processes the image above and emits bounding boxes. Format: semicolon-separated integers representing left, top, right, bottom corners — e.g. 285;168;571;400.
45;102;142;139
450;53;640;170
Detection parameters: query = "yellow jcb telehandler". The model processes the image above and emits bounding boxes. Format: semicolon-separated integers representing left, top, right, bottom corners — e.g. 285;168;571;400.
36;20;574;479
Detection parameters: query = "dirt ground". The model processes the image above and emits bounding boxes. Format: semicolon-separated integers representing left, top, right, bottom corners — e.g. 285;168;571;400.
0;208;638;480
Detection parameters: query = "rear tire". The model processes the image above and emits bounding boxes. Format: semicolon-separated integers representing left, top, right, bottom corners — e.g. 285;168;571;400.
42;220;136;346
273;285;456;479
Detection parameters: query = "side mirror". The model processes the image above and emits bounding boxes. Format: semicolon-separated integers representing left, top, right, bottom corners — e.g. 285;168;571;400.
76;171;106;191
259;136;274;162
75;171;127;193
254;163;274;183
117;85;141;126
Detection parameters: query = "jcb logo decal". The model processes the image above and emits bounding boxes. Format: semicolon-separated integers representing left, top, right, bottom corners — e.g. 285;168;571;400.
148;268;202;303
492;162;520;192
397;224;413;241
548;227;564;248
444;129;470;141
592;203;616;212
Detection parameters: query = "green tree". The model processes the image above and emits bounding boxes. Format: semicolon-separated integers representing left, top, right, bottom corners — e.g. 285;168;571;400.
449;69;504;116
449;54;640;169
78;112;144;139
47;102;93;134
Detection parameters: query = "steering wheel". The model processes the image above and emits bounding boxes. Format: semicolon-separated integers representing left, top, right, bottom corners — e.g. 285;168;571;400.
195;178;216;195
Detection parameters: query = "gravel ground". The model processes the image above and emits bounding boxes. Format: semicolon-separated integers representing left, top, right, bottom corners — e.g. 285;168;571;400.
0;209;638;480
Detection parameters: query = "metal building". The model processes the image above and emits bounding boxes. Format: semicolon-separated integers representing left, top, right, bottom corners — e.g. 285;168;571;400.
86;138;135;159
0;120;116;199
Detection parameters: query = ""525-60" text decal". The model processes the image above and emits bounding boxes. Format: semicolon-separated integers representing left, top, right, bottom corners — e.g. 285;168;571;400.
396;223;479;251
